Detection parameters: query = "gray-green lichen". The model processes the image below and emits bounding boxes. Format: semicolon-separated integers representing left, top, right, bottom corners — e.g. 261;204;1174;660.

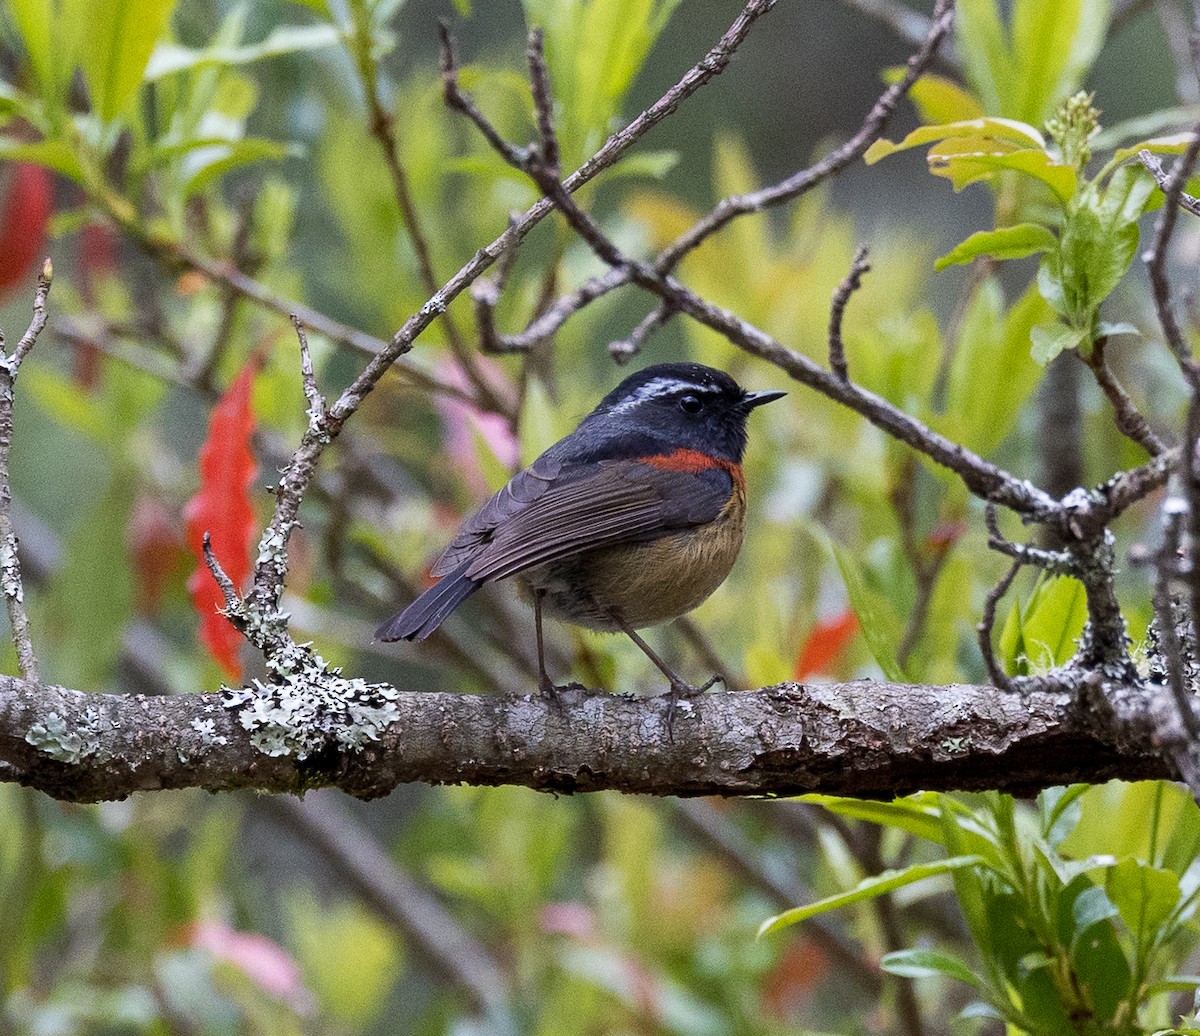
25;708;112;764
223;641;400;759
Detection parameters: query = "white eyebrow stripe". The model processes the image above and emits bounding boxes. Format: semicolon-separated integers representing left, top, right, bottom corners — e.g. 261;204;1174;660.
608;377;716;414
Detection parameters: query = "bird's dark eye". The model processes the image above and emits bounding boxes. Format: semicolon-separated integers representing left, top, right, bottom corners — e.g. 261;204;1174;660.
679;394;703;414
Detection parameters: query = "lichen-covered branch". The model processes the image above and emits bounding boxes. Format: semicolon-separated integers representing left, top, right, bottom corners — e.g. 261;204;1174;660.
0;262;52;684
0;675;1180;804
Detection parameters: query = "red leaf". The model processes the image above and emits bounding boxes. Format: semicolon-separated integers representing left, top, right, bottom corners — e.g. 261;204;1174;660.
0;163;52;299
184;357;260;679
794;608;859;680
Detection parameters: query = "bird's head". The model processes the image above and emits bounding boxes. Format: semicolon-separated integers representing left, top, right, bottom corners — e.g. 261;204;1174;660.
589;362;786;461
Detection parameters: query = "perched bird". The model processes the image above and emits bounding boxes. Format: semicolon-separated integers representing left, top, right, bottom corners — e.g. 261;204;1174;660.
376;362;785;699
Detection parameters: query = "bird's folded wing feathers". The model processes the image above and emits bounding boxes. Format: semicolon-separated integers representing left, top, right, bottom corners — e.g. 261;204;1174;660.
461;462;732;583
430;453;563;576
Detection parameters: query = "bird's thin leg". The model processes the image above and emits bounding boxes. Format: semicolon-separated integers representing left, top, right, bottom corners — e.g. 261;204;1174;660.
609;610;719;732
533;589;558;700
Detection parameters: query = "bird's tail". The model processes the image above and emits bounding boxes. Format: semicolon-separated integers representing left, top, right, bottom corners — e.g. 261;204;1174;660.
375;563;480;642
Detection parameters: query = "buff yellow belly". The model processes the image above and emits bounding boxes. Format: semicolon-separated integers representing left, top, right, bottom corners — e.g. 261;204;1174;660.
518;492;746;631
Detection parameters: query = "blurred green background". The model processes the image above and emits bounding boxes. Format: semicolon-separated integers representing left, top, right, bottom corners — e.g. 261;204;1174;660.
3;0;1200;1033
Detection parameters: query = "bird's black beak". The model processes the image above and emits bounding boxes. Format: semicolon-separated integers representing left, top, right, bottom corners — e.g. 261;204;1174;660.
740;388;787;411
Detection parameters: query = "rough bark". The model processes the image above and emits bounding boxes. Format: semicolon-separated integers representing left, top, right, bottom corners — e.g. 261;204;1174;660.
0;675;1178;804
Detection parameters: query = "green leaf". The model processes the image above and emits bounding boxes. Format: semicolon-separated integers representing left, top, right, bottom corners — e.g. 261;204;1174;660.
0;137;84;181
1114;131;1197;163
145;23;341;80
1030;323;1086;365
956;0;1015;116
882;948;983;989
758;856;983;937
1017;575;1088;668
1000;574;1088;674
798;794;944;844
1146;975;1200;996
935;223;1057;271
181;138;297;198
80;0;179;121
288;0;334;16
830;540;907;681
1106;858;1183;945
928;144;1077;202
1060;878;1133;1022
940;279;1050;455
1009;0;1109;125
882;68;984;124
864;117;1046;165
1071;883;1119;940
1040;784;1090;846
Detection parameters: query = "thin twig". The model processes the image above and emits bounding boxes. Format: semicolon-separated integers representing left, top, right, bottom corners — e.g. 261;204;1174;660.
0;262;52;683
439;21;531;168
828;246;870;382
1081;336;1167;457
978;558;1021;691
1151;498;1200;739
526;29;560;175
353;11;506;419
191;186;260;392
609;303;675;365
984;502;1074;573
472;214;523;354
655;0;955;273
201;532;243;616
487;0;954;353
292;317;327;427
1141;142;1200;376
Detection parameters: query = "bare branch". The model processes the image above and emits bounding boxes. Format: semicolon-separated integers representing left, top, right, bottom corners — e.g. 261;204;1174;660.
202;532;243;616
1082;336;1168;456
1151;498;1200;739
505;0;955;349
1141;141;1200;376
292;317;327;428
526;29;560;175
0;676;1181;803
609;303;675;365
828;246;871;382
0;261;52;683
977;559;1020;692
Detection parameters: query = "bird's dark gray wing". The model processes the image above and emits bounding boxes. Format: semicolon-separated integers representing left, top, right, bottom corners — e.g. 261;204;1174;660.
430;452;565;576
463;461;732;583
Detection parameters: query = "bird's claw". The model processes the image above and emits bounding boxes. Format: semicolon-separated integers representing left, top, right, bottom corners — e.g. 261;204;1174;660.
663;674;722;737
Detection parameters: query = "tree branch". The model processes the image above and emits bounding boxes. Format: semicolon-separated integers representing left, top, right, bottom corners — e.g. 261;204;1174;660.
0;676;1181;804
0;261;52;684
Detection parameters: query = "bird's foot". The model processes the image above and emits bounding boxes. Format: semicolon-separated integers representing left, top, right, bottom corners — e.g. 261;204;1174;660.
538;675;585;707
663;674;723;736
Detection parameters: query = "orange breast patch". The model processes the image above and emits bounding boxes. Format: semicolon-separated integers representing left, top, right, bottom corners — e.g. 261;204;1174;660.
638;448;745;492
